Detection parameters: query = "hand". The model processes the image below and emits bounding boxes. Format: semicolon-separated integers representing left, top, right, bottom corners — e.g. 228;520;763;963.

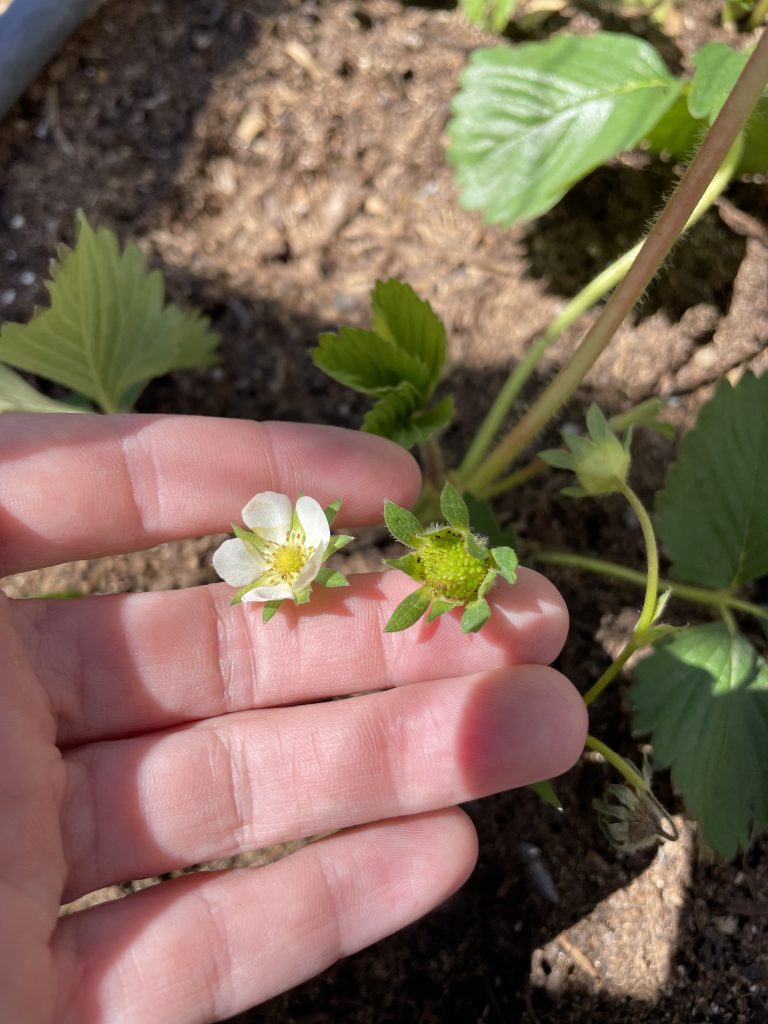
0;413;586;1024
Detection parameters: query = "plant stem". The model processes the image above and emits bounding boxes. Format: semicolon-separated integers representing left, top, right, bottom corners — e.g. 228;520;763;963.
463;33;768;499
532;550;768;623
457;240;643;483
585;735;649;792
583;640;640;707
420;435;444;494
619;483;659;636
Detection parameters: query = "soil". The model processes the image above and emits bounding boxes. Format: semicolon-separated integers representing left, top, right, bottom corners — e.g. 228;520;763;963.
1;0;768;1021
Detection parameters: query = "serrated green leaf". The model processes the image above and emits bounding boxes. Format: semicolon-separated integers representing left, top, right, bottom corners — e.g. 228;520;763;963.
315;567;349;588
363;384;449;449
313;328;432;398
427;598;457;623
491;546;518;585
440;482;470;530
325;534;354;556
632;623;768;857
459;0;519;32
384;552;423;579
0;212;218;413
656;372;768;588
447;33;681;226
689;43;748;124
371;279;446;390
461;597;491;633
0;363;82;414
529;779;562;811
383;500;422;546
262;600;282;623
463;494;518;548
384;587;431;632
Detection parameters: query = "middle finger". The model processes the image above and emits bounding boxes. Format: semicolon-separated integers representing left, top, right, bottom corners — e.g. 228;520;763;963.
61;664;586;901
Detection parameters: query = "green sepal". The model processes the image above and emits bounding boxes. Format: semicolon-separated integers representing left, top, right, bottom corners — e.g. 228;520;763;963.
262;600;282;624
383;500;422;546
491;546;518;585
324;499;342;526
315;567;349;588
585;402;611;442
464;532;488;561
427;598;458;623
383;552;423;580
538;448;575;470
384;587;431;633
294;587;312;605
439;482;470;530
561;485;588;499
529;779;562;811
477;567;498;600
232;523;270;555
325;534;354;556
230;576;270;605
461;597;491;633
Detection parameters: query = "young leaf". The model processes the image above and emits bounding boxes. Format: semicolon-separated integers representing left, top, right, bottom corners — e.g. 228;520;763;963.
315;567;349;588
689;43;748;124
656;372;768;588
384;588;431;632
644;91;702;163
312;328;432;397
632;623;768;858
383;500;422;546
363;384;453;449
0;212;218;413
0;363;82;414
447;33;681;226
491;546;518;585
440;482;470;530
371;279;446;390
461;597;491;633
459;0;519;32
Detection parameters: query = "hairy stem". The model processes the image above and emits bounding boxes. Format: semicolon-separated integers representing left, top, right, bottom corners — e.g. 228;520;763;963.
748;0;768;29
585;735;649;793
462;32;768;499
619;484;660;636
532;550;768;623
583;640;640;707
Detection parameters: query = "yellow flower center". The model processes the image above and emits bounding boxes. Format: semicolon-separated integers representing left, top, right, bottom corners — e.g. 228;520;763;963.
269;542;311;581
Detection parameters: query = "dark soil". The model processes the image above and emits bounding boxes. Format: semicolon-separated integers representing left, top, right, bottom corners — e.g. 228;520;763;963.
2;0;768;1020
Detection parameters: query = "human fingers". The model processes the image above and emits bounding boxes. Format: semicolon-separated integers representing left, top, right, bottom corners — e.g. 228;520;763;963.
20;568;569;744
0;413;420;575
60;665;586;900
54;809;477;1024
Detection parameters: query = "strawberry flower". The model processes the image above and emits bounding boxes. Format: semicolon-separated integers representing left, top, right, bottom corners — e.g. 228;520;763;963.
213;491;352;622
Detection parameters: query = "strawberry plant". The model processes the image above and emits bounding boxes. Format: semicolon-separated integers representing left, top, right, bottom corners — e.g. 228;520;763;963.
308;29;768;858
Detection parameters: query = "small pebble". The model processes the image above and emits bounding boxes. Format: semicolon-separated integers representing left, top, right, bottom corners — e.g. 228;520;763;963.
19;270;36;287
1;288;17;305
5;249;17;261
9;214;25;230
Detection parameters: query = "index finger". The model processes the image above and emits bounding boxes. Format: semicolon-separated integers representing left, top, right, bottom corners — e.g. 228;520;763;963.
0;413;421;575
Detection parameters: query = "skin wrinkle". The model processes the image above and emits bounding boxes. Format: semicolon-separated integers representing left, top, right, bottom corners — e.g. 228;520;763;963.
60;756;98;905
204;587;237;717
193;883;236;1023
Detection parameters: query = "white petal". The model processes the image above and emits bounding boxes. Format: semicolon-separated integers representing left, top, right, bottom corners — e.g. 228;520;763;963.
242;491;292;542
293;544;326;591
212;538;265;587
241;582;294;603
296;495;331;549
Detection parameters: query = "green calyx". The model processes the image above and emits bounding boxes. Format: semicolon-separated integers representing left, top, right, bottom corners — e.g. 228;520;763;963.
540;402;631;498
383;483;518;633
